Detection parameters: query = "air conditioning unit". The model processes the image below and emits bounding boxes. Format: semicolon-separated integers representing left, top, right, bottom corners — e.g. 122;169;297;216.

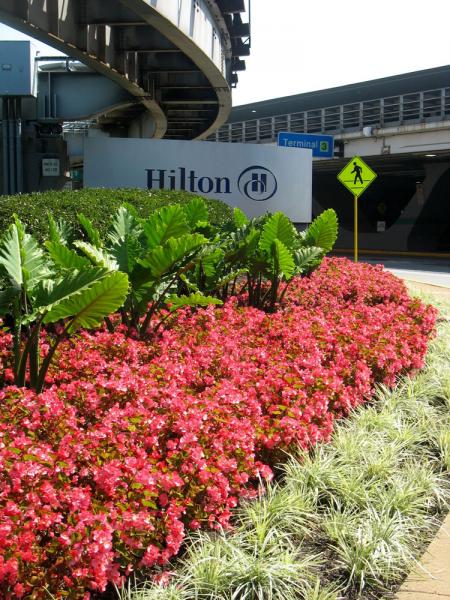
0;41;38;97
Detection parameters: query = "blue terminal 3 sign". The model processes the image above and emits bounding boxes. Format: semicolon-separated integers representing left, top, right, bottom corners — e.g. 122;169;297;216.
278;132;334;158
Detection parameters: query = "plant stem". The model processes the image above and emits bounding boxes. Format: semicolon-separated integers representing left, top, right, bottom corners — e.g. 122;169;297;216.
279;279;293;304
12;298;22;381
104;316;115;333
35;319;73;394
15;318;44;388
29;321;42;389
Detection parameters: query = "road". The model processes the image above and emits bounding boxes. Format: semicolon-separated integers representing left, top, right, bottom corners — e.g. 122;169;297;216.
360;256;450;288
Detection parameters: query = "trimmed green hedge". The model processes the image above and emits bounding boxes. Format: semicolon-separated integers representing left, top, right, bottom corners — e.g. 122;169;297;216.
0;188;233;240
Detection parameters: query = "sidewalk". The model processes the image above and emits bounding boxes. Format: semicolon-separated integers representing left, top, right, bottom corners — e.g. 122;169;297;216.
395;513;450;599
395;280;450;599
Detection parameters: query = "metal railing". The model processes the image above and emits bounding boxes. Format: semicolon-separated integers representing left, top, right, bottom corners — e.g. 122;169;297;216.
62;121;96;134
210;87;450;143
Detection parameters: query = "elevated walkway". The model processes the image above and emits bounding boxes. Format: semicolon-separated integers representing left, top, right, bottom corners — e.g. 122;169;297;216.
0;0;251;140
210;65;450;159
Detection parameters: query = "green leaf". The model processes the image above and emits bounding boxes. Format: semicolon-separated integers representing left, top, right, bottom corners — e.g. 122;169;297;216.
107;206;142;246
259;212;296;253
0;220;48;289
225;228;260;265
233;207;249;228
179;273;200;293
293;247;324;274
143;234;208;279
23;453;43;462
165;293;223;311
78;213;102;247
216;269;247;287
44;271;129;332
109;236;142;275
0;285;20;316
32;267;110;313
74;241;119;271
304;209;338;253
47;213;74;245
271;239;295;280
142;205;189;249
184;197;209;229
200;247;225;278
45;241;91;271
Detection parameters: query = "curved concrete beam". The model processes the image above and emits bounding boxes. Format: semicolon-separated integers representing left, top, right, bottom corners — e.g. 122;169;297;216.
0;9;168;137
116;0;232;139
0;0;237;139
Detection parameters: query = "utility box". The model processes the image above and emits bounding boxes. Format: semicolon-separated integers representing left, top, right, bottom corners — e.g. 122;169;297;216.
0;41;38;97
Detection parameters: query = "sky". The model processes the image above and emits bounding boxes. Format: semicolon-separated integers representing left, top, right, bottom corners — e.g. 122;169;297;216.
2;0;450;107
232;0;450;106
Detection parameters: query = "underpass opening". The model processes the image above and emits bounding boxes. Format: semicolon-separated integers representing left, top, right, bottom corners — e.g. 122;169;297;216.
313;155;450;254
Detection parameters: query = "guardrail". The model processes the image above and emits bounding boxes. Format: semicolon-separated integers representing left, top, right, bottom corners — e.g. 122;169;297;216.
211;87;450;143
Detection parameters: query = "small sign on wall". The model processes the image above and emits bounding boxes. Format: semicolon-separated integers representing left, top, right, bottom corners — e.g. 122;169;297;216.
42;158;60;177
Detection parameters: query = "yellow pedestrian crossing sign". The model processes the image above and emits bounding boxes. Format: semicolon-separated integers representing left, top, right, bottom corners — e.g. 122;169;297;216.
337;156;377;198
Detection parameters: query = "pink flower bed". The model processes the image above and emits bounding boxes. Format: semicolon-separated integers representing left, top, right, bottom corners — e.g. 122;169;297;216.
0;259;436;598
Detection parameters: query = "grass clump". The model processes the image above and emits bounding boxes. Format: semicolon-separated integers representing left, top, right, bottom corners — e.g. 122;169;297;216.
120;292;450;599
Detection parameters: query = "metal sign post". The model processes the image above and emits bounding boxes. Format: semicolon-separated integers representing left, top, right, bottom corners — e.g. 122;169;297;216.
337;156;377;262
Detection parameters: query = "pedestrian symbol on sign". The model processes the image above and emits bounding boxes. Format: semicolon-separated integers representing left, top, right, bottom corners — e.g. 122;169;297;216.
337;156;377;198
337;156;378;263
351;162;363;185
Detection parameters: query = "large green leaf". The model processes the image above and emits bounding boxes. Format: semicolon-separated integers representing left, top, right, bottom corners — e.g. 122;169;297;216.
259;212;296;253
293;247;324;274
304;209;338;253
165;293;223;312
0;220;48;289
142;205;189;249
107;206;142;246
44;271;129;332
47;213;74;245
32;267;110;313
199;247;225;278
271;239;295;280
184;197;209;229
110;236;142;275
225;228;260;265
143;233;208;278
78;213;102;247
233;207;249;228
45;241;91;271
74;241;119;271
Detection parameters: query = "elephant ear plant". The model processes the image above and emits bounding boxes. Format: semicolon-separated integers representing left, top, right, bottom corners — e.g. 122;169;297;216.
49;199;222;338
218;208;339;311
0;216;129;392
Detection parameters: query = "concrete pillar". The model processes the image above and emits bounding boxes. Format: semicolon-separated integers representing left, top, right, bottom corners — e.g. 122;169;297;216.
128;112;156;139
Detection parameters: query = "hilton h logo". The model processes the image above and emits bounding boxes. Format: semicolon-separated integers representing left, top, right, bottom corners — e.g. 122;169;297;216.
251;171;267;193
238;165;278;201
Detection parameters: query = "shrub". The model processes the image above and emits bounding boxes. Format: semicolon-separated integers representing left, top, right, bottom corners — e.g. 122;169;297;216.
0;259;437;598
0;189;233;242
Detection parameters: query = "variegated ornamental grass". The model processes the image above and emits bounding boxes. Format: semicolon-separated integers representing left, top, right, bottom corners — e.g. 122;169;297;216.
0;259;437;598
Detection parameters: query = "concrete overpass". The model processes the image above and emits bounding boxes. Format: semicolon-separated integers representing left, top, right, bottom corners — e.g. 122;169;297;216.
0;0;251;140
0;0;251;194
210;66;450;254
